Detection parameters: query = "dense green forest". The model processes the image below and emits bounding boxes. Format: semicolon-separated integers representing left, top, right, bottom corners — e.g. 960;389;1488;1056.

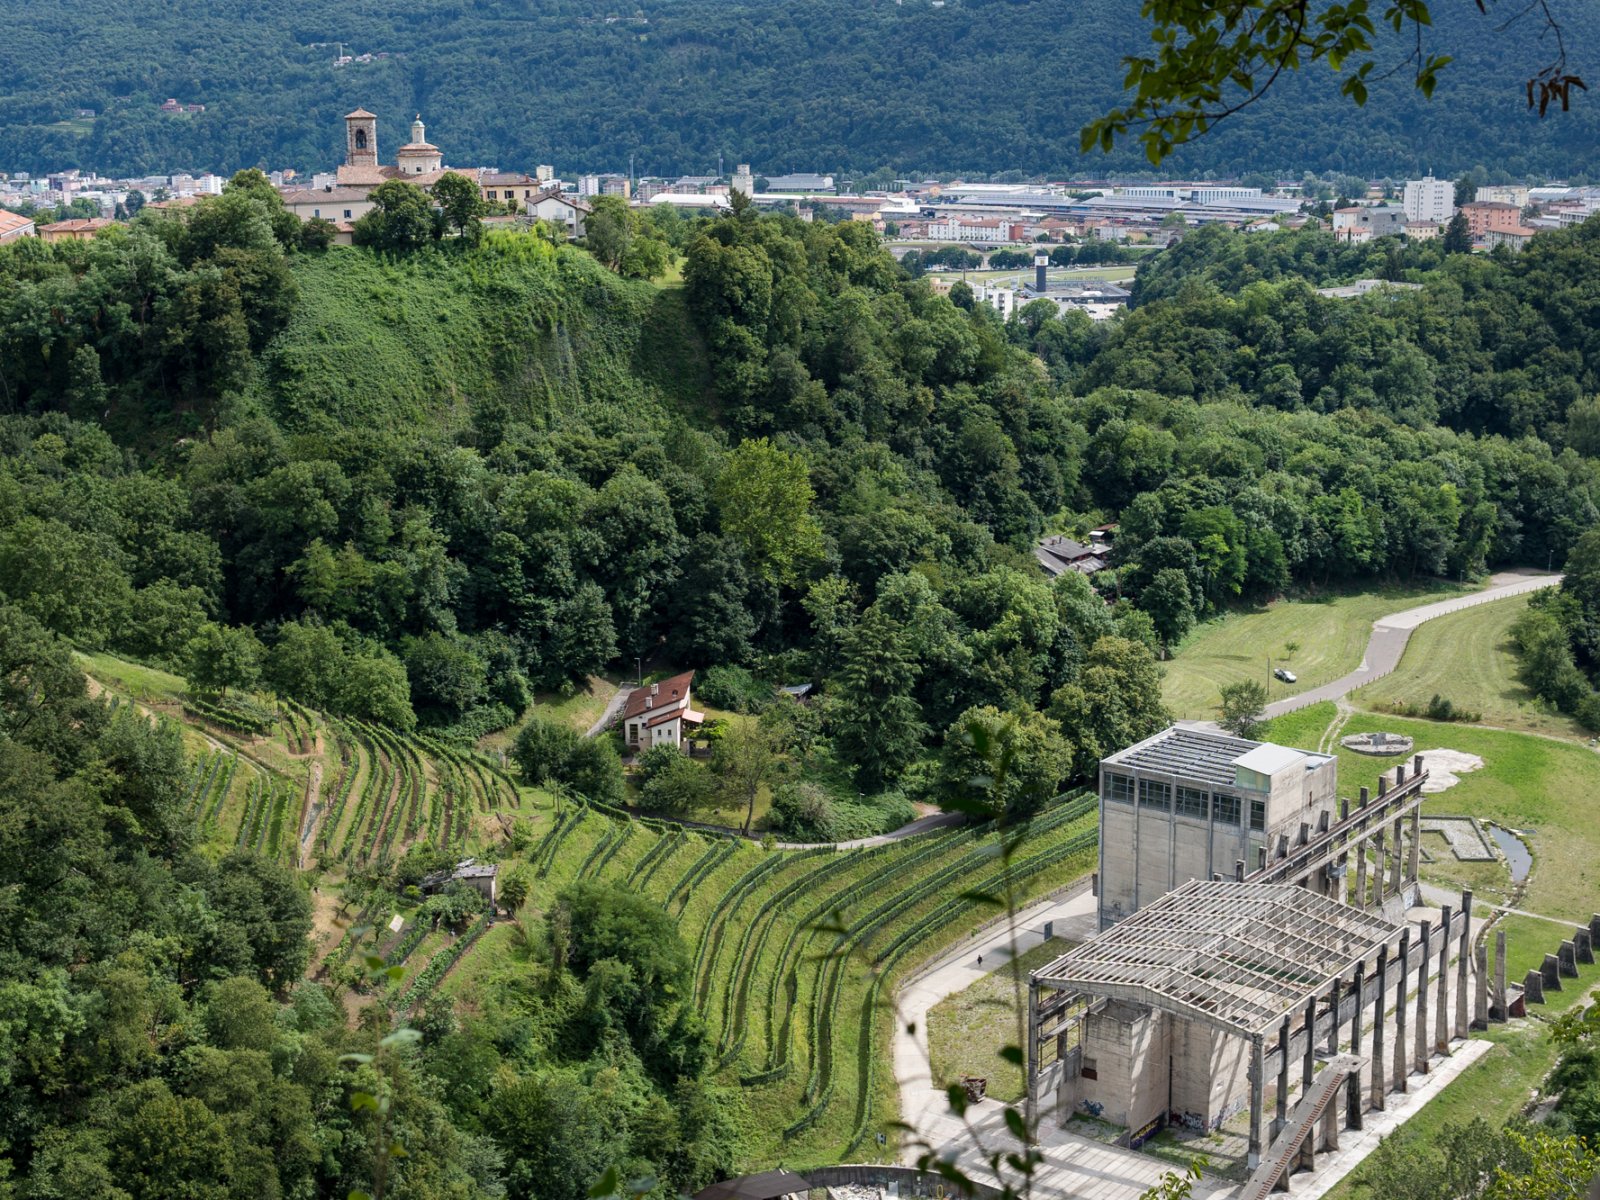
13;173;1600;1195
3;0;1600;179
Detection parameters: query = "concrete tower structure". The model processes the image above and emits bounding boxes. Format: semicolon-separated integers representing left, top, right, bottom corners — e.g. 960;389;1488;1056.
732;163;755;198
1095;727;1338;929
396;115;444;175
345;108;378;168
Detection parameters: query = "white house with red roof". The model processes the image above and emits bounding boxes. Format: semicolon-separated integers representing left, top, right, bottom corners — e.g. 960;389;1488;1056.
622;670;704;751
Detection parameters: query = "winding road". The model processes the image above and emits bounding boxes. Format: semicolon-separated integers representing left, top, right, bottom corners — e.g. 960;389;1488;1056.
1261;570;1562;719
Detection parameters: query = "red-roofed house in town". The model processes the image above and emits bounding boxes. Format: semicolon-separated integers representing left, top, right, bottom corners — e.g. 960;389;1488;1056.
621;670;704;752
0;210;36;242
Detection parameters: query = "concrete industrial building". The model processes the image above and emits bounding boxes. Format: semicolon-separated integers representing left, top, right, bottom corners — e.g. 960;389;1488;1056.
1095;728;1338;929
1025;733;1494;1194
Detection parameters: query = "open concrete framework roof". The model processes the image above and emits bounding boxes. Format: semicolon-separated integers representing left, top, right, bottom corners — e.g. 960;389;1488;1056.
1033;880;1401;1038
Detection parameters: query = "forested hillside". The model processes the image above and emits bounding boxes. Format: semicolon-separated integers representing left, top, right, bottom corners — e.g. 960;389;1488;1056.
13;174;1600;1195
3;0;1600;178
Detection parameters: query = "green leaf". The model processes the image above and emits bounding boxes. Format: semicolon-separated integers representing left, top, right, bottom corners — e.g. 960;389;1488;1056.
999;1045;1025;1065
1004;1106;1028;1140
339;1053;375;1066
945;1083;969;1116
589;1165;622;1199
380;1028;423;1048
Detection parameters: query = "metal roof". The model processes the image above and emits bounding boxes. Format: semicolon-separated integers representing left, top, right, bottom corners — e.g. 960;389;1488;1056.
1102;726;1261;789
1033;880;1401;1038
1233;743;1310;777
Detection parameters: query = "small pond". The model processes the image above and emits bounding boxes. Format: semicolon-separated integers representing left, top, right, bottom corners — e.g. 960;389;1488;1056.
1487;823;1533;883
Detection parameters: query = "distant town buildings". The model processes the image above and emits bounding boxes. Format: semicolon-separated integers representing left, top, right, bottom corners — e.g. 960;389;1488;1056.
38;217;114;241
6;111;1598;272
1402;175;1455;223
1477;184;1530;207
0;210;35;242
765;172;836;192
1460;200;1525;239
1331;204;1406;243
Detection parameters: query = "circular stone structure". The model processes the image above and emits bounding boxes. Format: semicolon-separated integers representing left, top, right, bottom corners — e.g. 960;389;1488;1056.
1340;730;1415;756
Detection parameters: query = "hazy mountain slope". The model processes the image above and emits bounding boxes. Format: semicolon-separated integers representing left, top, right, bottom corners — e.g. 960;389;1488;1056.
1;0;1596;180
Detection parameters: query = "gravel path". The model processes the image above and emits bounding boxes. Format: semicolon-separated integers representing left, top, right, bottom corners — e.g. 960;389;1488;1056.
1262;571;1561;719
585;685;631;737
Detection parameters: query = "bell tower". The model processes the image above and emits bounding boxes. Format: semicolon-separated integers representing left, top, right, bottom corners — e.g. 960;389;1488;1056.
345;108;378;167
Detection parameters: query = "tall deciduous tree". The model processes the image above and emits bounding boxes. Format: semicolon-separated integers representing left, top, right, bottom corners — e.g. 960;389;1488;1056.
1219;680;1268;738
1048;635;1169;777
432;171;486;244
937;704;1071;820
353;180;437;251
709;719;781;834
714;438;824;587
184;622;264;698
829;606;926;789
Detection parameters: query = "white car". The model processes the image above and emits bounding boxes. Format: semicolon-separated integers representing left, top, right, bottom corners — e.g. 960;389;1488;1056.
1273;668;1297;684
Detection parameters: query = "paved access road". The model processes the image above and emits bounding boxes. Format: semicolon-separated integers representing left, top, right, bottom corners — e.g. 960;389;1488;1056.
1262;571;1561;719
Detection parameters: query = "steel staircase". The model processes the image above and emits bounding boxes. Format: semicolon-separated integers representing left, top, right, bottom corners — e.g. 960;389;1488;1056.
1240;1054;1366;1198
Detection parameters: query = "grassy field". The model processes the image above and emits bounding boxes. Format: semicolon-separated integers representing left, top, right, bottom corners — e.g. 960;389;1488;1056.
1261;701;1600;1199
1351;593;1587;740
1263;705;1600;982
927;938;1074;1101
478;676;620;756
1161;581;1475;719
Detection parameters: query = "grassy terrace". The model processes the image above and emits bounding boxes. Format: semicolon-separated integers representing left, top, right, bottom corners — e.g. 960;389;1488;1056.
82;647;1105;1167
1161;580;1474;720
446;789;1100;1166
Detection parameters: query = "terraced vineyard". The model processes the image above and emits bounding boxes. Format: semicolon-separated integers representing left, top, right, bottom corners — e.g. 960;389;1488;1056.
87;653;1100;1167
89;654;519;872
441;788;1100;1165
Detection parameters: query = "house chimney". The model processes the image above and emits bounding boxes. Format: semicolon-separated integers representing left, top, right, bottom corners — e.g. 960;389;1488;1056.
650;683;659;695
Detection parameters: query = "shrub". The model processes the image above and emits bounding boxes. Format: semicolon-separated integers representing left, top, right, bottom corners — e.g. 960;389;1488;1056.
1373;695;1483;723
770;781;916;841
696;665;772;714
770;780;837;839
512;715;625;805
640;752;713;816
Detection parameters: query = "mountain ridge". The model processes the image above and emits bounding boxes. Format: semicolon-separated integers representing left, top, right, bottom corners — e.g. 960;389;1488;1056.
3;0;1599;179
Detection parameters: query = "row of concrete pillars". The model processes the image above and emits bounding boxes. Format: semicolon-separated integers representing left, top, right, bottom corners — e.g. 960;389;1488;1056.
1339;766;1422;911
1520;913;1600;1006
1249;887;1482;1181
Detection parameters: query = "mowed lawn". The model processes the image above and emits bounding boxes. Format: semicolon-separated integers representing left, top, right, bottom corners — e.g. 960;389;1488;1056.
927;938;1074;1101
1265;705;1600;1200
1352;593;1587;740
1161;581;1473;720
1265;707;1600;981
